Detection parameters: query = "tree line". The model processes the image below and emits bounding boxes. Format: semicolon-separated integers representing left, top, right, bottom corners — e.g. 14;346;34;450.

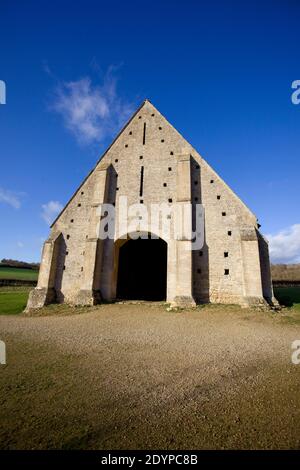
0;259;40;270
271;264;300;281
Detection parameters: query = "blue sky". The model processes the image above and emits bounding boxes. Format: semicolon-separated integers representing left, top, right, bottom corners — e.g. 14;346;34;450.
0;0;299;263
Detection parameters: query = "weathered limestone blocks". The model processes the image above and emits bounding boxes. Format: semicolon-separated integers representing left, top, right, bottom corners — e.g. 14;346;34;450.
26;287;56;310
171;154;196;308
75;164;110;306
25;232;62;310
26;100;275;311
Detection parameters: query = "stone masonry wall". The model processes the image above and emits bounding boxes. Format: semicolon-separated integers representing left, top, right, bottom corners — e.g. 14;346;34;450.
38;99;267;306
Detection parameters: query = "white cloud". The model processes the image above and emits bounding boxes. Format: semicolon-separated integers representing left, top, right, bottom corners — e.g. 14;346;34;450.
41;201;63;225
265;224;300;264
17;241;24;248
51;68;134;145
0;187;22;209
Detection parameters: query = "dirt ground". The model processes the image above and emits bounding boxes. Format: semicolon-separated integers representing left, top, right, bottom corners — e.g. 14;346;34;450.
0;303;300;450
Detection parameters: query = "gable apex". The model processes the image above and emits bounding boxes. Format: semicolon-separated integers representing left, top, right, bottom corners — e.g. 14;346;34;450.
50;98;256;227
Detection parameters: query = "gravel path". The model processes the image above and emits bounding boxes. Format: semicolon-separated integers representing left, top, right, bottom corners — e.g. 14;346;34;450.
0;303;299;449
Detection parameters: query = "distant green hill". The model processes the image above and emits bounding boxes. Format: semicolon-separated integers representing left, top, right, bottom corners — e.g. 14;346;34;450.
0;266;39;281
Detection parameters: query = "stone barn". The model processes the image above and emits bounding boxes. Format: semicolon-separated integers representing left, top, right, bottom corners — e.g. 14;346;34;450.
27;99;276;310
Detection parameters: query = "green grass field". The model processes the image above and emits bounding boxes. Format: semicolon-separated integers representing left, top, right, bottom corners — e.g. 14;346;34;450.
0;289;29;314
274;287;300;310
0;266;39;281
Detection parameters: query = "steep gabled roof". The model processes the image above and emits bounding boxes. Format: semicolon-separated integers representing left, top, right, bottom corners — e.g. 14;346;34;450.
51;98;257;227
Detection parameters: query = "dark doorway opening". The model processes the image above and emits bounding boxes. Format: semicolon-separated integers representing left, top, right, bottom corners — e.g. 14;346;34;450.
116;237;167;301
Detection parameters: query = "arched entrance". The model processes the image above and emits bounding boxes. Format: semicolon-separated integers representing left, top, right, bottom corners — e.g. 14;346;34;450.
116;236;167;301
